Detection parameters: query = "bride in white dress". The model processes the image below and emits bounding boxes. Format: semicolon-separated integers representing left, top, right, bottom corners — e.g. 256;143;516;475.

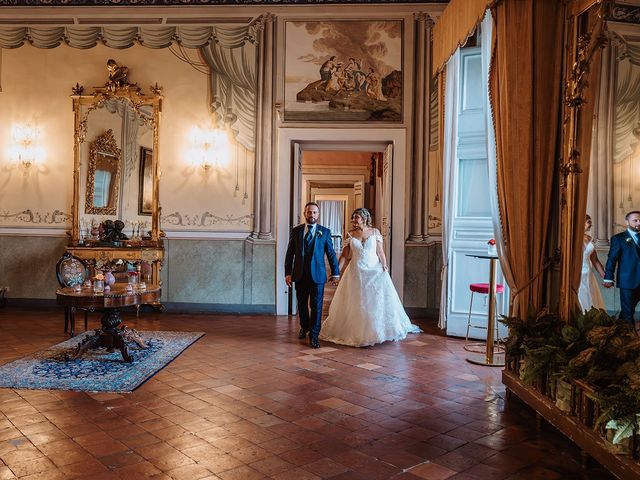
319;208;421;347
578;214;605;311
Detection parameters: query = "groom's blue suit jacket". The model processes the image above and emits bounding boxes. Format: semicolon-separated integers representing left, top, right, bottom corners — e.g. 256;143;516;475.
285;224;340;284
604;231;640;290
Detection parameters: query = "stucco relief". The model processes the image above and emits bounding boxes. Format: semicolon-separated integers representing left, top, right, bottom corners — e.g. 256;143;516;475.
0;209;70;225
162;211;253;228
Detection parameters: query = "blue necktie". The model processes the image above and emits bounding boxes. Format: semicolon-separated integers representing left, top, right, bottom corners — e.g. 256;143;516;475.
304;227;314;255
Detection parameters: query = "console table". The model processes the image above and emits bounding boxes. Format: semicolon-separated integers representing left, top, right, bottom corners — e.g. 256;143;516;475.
56;284;161;362
66;245;163;285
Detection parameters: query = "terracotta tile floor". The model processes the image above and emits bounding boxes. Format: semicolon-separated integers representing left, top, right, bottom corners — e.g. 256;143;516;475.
0;306;616;479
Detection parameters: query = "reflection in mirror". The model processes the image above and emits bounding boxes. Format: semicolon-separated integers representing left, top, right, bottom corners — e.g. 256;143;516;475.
610;27;640;232
86;129;121;215
139;147;153;215
94;168;112;208
71;63;162;246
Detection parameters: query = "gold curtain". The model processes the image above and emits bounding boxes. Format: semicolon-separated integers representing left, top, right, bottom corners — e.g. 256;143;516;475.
489;0;565;318
432;0;494;75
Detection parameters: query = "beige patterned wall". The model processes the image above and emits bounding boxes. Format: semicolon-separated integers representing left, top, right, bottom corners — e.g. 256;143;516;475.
0;43;252;233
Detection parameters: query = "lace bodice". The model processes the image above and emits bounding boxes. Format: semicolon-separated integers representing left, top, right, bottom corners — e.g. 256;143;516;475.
344;229;383;269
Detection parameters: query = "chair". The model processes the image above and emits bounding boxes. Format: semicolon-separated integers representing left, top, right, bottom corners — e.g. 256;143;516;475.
464;282;505;353
55;252;90;336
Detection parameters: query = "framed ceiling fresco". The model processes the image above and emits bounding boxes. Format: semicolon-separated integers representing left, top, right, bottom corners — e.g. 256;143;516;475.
284;19;403;123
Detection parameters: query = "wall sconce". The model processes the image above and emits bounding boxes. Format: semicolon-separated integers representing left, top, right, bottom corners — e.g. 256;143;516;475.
9;123;44;171
188;127;230;172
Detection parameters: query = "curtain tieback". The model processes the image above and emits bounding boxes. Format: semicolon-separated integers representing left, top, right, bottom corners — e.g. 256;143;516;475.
512;256;554;297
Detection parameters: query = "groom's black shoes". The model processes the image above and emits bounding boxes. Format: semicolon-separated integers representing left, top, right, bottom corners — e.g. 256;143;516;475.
310;337;320;349
298;329;308;339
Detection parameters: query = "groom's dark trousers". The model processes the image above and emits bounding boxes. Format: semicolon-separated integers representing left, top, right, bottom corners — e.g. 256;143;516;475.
284;223;339;340
604;230;640;325
295;277;325;339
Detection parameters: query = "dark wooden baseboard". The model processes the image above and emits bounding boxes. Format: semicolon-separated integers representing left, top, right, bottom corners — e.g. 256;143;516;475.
162;302;276;315
405;307;439;319
3;298;276;315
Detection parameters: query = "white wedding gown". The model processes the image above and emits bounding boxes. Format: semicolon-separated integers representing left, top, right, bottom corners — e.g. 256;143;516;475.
319;230;421;347
578;240;604;312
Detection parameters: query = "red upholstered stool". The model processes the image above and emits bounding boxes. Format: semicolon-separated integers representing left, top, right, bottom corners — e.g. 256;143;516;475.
465;283;505;352
469;283;505;295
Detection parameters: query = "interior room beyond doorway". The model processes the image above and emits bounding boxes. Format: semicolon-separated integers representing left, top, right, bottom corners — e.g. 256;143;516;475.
300;150;384;256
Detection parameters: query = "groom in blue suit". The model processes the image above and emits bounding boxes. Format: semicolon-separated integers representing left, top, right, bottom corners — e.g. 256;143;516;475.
285;202;340;348
604;210;640;327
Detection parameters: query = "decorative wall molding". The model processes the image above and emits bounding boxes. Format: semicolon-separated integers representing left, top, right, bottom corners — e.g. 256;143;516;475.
0;227;68;237
162;211;253;227
428;214;442;229
163;231;250;240
0;209;70;225
0;0;440;5
611;4;640;24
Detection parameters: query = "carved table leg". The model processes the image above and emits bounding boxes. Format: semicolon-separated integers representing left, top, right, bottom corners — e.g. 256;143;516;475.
101;309;133;362
70;307;76;337
68;328;102;360
115;336;132;363
65;308;148;363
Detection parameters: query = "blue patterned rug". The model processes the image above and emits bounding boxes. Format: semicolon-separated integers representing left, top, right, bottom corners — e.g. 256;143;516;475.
0;331;204;393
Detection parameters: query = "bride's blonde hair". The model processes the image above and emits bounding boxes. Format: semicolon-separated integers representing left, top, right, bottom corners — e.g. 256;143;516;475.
351;208;372;227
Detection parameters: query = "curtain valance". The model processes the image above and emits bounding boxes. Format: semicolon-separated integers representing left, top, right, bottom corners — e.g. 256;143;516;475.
0;25;254;50
432;0;495;75
0;24;258;151
201;39;257;151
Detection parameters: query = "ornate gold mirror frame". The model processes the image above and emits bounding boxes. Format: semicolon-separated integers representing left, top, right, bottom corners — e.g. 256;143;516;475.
558;0;611;320
70;66;162;245
85;129;121;215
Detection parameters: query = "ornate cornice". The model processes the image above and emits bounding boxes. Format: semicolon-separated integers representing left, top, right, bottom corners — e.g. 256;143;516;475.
414;11;435;28
0;0;444;4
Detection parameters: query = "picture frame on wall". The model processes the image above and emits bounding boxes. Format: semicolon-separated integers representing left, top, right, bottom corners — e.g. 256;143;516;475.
284;19;403;123
138;147;153;216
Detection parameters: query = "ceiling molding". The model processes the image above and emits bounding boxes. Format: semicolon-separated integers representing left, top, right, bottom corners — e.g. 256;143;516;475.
0;0;445;4
0;2;447;25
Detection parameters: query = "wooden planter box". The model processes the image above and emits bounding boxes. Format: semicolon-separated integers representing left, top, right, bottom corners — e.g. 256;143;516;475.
503;369;640;479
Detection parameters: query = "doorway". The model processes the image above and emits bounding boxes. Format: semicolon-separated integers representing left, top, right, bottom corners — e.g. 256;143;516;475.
276;128;407;316
292;149;391;316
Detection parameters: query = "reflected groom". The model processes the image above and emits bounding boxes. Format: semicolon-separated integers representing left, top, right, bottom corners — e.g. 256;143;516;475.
604;210;640;329
285;202;340;348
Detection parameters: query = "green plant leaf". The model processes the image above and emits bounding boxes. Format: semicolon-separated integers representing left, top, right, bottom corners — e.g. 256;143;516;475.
611;417;635;444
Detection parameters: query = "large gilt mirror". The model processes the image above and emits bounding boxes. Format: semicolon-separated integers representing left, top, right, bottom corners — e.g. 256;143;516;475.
70;61;162;246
